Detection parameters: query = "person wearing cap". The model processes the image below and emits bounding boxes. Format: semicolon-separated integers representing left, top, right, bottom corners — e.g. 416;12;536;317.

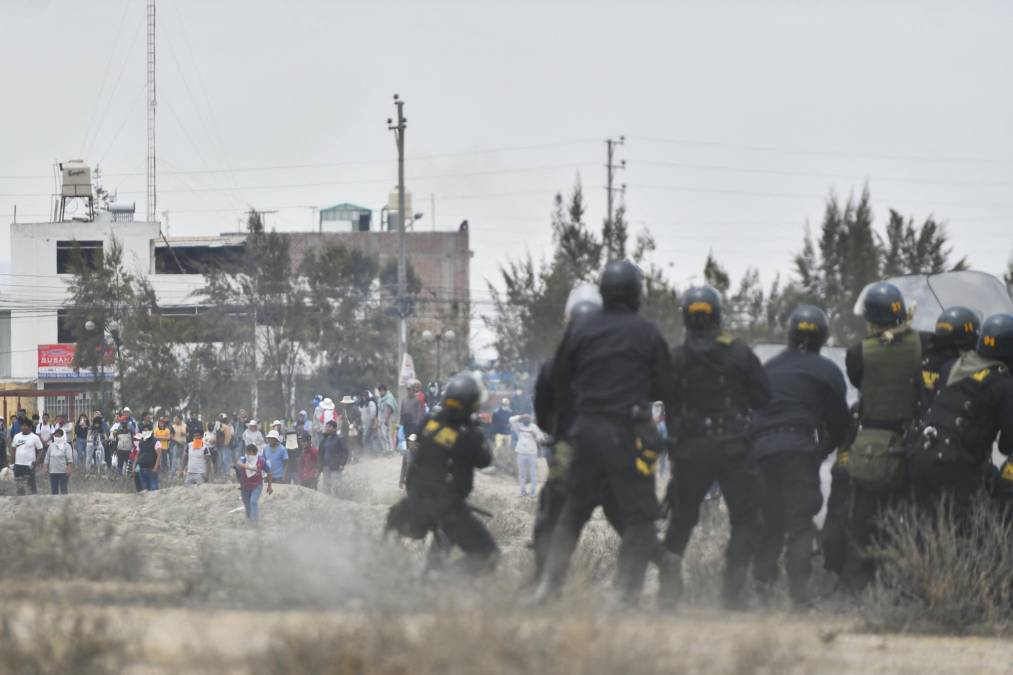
296;410;311;437
399;382;426;440
110;414;135;475
242;420;265;454
263;429;289;484
136;422;162;491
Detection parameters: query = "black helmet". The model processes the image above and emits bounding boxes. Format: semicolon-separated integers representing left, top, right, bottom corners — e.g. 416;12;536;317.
934;306;980;352
440;373;483;424
787;304;829;352
598;260;642;311
682;285;722;334
977;313;1013;363
563;283;603;324
862;281;906;326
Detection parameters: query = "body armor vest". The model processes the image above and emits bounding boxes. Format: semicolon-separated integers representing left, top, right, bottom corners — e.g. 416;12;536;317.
408;418;472;497
860;329;921;426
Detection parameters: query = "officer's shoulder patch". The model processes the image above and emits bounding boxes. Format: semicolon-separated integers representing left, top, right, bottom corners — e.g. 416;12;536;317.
716;333;734;346
922;370;940;390
971;368;992;383
433;426;459;448
423;419;442;434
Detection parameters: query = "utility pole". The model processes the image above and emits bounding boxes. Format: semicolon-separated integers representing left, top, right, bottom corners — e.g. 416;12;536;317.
146;0;157;223
388;95;408;391
605;136;626;260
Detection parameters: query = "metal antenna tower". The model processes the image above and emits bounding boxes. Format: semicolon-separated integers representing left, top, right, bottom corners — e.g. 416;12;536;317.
146;0;157;223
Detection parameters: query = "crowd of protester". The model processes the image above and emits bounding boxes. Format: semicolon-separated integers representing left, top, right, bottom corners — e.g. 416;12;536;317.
0;379;464;521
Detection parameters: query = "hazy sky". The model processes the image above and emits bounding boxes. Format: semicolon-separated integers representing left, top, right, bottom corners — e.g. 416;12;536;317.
3;0;1012;350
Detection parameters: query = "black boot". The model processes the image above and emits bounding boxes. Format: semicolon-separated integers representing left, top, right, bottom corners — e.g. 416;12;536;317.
657;549;684;611
722;561;749;611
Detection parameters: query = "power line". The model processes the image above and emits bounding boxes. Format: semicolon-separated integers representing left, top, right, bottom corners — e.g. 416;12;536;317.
0;139;599;180
630;135;1013;166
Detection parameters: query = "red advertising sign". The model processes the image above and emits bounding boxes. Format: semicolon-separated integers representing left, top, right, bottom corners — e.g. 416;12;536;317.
37;344;115;380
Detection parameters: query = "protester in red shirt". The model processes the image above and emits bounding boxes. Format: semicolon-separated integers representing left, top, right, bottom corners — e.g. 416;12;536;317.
235;444;273;521
297;435;319;490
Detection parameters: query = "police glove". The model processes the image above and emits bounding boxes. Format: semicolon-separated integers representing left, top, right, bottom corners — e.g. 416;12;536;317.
633;436;662;477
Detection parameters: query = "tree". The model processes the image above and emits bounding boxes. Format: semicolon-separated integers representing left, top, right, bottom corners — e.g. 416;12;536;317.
196;210;312;419
117;278;184;414
486;180;604;372
486;178;684;372
880;209;968;276
63;237;136;409
92;165;115;213
703;252;731;295
300;243;414;394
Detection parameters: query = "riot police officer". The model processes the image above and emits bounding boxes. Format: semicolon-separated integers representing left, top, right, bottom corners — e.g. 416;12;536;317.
530;284;610;583
536;260;673;606
385;373;499;575
840;281;926;591
750;305;849;608
919;307;980;413
662;285;771;610
908;313;1013;520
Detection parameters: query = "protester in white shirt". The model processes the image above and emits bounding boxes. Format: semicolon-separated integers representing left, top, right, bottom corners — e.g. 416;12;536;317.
510;414;543;497
11;427;44;496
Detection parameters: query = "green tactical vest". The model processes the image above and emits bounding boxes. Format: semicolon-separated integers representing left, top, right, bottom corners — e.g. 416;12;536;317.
860;328;922;425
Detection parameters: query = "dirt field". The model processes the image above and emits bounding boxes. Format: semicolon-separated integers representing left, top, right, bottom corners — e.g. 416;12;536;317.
2;456;1012;674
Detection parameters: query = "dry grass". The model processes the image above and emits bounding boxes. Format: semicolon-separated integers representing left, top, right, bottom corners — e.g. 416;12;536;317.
866;495;1013;635
0;502;144;583
246;608;808;675
0;609;129;675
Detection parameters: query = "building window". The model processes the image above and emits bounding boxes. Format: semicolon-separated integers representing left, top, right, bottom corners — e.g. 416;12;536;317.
57;309;79;343
56;240;103;274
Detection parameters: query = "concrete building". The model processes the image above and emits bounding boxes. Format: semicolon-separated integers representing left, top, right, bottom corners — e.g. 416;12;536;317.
2;205;471;417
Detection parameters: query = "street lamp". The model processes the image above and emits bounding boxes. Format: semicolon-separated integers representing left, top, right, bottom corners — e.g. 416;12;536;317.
422;328;456;383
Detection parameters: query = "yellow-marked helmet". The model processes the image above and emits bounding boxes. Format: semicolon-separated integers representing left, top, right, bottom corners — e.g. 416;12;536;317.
682;285;722;333
934;306;981;352
787;304;829;352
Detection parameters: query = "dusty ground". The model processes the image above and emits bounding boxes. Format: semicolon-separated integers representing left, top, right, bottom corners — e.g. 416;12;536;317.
1;455;1012;674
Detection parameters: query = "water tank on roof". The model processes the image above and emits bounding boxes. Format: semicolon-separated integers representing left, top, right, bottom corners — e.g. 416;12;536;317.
108;202;136;222
61;160;92;197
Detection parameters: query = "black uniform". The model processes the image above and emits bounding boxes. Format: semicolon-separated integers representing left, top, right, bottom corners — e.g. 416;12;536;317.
664;333;770;608
388;413;498;573
530;356;628;582
750;348;849;605
918;337;960;416
540;308;672;602
908;353;1013;519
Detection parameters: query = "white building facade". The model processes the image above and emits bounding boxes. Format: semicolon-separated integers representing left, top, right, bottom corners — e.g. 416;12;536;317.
2;215;238;417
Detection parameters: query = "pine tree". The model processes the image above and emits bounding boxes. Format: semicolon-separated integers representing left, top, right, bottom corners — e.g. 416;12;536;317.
703;252;731;295
880;209;968;275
